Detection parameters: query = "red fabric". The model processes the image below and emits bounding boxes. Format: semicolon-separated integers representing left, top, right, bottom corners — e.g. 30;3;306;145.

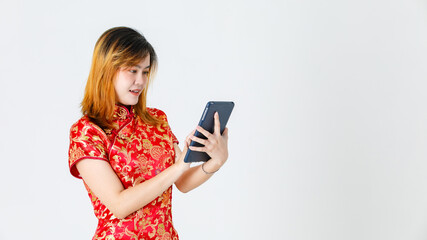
69;105;179;240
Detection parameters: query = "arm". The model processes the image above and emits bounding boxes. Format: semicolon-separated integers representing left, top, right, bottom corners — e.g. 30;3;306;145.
175;112;229;193
76;148;190;219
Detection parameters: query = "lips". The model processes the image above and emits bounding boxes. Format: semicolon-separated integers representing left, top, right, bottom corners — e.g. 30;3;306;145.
129;89;141;96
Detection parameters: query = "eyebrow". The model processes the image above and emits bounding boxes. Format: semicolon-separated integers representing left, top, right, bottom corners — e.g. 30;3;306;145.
135;65;150;69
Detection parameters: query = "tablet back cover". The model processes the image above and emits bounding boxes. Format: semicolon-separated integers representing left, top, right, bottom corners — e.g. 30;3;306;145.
184;101;234;163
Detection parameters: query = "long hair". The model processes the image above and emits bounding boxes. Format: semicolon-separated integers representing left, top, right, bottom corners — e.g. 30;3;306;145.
81;27;165;129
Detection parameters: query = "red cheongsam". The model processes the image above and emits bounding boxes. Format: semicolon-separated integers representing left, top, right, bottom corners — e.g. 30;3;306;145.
68;105;179;240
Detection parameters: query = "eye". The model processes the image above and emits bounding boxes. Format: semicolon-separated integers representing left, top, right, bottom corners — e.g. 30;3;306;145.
129;69;137;73
143;71;149;75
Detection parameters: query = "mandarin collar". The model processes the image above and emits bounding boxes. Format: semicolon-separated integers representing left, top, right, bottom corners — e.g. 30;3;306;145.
113;104;136;121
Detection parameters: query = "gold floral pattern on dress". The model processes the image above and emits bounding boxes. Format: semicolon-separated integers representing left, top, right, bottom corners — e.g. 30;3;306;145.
69;105;179;240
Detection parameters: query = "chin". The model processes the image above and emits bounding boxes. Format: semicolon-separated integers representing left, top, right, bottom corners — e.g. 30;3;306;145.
117;95;140;106
118;99;138;106
127;101;138;106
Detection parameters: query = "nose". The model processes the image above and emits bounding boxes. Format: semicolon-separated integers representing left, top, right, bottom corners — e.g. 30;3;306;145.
135;73;146;86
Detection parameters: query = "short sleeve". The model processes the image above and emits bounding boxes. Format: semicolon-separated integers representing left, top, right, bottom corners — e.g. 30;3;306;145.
68;119;109;179
170;131;179;144
150;108;179;145
162;110;179;145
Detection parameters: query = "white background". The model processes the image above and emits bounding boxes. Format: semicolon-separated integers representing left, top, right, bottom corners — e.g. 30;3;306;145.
1;0;427;239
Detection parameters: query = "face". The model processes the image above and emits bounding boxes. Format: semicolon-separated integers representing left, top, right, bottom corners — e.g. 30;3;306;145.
114;56;150;106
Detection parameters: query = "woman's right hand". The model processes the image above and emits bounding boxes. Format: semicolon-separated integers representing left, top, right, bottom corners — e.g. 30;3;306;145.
173;129;195;173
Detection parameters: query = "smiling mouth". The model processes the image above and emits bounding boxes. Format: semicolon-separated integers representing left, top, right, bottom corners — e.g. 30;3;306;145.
129;89;141;96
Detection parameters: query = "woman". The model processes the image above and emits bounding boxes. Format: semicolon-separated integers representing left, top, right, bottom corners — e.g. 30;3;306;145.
68;27;229;239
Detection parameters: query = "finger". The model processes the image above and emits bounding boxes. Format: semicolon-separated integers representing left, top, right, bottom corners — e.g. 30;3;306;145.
214;112;221;136
182;141;189;153
222;127;229;139
185;129;196;146
190;135;208;146
179;146;190;164
187;129;196;139
196;125;213;139
189;146;207;152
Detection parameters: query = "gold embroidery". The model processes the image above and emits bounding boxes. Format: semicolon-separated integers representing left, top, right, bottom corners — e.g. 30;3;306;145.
69;108;178;239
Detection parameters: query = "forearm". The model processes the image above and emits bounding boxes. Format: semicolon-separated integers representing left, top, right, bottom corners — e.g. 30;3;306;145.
77;159;186;220
114;164;184;218
175;160;222;193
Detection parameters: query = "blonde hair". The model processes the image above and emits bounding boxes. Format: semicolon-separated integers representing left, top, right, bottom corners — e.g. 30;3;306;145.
81;27;164;129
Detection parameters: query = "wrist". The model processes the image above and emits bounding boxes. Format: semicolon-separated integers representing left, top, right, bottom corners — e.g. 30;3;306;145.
202;160;222;174
171;161;181;172
174;160;189;174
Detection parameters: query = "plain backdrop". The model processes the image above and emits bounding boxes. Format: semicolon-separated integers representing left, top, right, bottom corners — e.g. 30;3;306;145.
1;0;427;239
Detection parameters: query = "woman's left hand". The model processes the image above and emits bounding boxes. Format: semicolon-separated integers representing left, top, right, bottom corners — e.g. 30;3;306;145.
189;112;229;167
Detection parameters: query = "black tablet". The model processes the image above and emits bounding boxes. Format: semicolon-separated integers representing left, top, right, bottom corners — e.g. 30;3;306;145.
184;101;234;163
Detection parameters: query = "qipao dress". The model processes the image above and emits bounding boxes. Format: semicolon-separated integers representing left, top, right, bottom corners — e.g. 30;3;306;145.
68;105;179;240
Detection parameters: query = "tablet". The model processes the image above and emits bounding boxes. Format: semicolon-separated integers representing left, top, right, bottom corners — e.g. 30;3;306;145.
184;101;234;163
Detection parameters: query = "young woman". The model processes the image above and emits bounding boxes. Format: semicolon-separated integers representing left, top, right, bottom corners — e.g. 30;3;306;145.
68;27;229;240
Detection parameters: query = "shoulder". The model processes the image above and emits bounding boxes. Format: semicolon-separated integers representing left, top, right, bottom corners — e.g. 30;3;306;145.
147;107;168;120
69;116;108;140
68;116;109;179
